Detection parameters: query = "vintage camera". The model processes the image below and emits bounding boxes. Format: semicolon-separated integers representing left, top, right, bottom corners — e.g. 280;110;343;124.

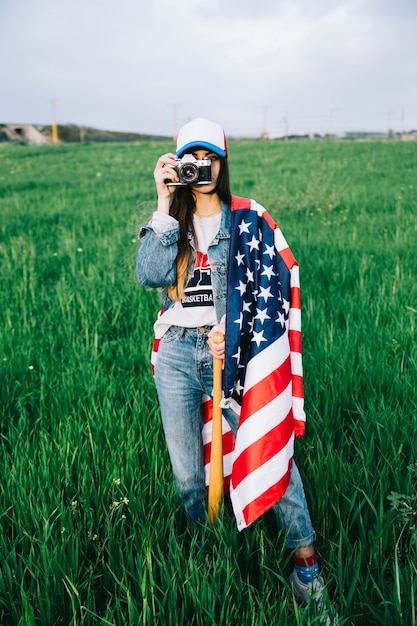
166;154;212;186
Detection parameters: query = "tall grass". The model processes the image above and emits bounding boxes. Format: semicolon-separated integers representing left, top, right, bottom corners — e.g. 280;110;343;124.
1;139;416;625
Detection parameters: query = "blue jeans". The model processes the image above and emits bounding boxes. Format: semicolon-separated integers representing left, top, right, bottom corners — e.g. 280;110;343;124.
154;326;316;549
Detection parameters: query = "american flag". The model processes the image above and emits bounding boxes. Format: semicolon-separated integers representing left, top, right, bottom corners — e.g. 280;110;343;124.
151;196;306;530
221;196;306;530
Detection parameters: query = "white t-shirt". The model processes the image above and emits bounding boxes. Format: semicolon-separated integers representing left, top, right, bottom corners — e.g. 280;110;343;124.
152;212;221;338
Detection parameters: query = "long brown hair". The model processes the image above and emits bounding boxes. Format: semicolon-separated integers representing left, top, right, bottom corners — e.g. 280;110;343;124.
167;157;232;301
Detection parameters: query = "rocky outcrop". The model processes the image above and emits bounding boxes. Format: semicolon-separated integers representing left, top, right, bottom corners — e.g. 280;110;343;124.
0;124;50;144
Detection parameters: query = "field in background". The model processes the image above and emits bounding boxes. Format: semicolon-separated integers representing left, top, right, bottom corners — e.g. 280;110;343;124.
0;139;416;625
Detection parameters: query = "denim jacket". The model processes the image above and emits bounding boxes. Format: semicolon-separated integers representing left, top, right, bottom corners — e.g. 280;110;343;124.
136;202;231;323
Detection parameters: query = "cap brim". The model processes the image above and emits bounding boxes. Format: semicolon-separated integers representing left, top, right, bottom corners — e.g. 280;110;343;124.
177;141;227;158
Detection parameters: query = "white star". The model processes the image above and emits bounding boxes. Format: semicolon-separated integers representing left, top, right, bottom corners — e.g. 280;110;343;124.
276;311;286;327
234;380;244;395
234;313;243;330
235;280;246;296
247;235;260;251
245;267;254;282
282;298;290;315
252;330;267;347
238;219;251;234
242;300;252;313
258;285;273;302
235;250;245;266
255;259;261;269
261;264;275;280
263;244;275;259
254;308;271;324
232;346;241;361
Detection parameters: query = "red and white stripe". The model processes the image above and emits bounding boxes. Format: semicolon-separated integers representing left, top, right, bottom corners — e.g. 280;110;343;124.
201;395;235;493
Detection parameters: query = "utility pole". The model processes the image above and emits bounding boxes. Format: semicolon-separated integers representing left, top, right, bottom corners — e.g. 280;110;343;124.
387;110;395;138
261;106;269;140
282;112;289;140
328;108;339;137
50;100;59;144
171;104;178;142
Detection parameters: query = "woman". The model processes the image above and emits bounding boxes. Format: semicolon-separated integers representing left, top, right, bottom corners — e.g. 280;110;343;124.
136;118;336;618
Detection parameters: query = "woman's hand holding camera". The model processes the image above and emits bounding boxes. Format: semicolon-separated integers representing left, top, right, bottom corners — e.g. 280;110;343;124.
154;153;178;214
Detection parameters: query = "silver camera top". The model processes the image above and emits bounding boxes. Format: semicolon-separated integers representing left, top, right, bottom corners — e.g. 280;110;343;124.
166;153;213;186
178;153;212;165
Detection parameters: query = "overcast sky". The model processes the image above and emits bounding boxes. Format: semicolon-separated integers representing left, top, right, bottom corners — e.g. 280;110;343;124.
2;0;416;137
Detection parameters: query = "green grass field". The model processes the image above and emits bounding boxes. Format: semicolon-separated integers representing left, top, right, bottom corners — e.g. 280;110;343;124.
1;138;416;625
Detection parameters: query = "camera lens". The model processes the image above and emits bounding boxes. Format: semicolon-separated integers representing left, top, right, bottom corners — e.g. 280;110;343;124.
178;162;199;184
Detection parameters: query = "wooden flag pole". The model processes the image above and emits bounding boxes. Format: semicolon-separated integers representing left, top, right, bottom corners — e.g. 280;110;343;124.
208;331;224;523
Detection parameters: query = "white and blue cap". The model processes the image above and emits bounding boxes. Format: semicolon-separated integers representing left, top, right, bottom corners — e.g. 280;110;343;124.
176;117;228;158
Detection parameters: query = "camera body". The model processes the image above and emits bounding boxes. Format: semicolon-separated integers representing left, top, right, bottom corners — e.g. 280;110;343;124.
166;154;212;186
